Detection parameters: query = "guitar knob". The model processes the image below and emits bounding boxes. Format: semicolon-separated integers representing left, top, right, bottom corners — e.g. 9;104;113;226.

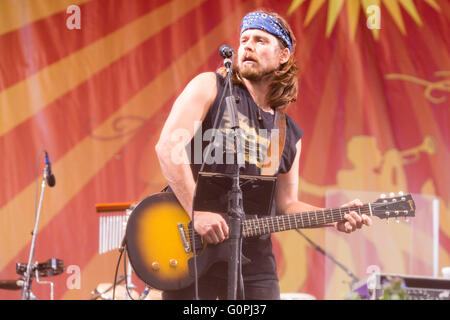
169;259;178;267
151;262;160;271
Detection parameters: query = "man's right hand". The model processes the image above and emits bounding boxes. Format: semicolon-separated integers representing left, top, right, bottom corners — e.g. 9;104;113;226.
193;211;229;244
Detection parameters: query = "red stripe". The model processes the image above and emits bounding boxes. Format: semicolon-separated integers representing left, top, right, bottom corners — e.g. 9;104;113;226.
0;0;236;208
0;0;168;92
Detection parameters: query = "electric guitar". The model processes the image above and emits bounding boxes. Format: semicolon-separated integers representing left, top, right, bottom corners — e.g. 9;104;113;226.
124;192;416;291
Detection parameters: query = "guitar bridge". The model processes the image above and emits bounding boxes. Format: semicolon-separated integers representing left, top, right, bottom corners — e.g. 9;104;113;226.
177;223;190;253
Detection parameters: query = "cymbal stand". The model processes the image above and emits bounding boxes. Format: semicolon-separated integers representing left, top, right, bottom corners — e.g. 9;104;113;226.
34;268;54;300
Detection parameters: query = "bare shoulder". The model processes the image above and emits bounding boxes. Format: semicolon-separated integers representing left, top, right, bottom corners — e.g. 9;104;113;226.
158;72;218;140
183;72;217;100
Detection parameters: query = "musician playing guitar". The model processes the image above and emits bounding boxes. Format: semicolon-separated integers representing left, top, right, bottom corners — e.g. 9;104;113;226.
154;10;372;300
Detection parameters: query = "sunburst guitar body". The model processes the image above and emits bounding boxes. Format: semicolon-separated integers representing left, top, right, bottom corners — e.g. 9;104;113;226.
125;192;206;291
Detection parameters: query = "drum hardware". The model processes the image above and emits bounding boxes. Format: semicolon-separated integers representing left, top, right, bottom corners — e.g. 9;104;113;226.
15;258;64;300
90;275;125;300
95;202;137;300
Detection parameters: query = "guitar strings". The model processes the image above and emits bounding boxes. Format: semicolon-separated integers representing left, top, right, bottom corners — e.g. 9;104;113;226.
242;206;372;237
185;202;408;239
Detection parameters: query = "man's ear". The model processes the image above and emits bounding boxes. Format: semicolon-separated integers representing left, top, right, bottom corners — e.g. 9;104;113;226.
279;47;290;65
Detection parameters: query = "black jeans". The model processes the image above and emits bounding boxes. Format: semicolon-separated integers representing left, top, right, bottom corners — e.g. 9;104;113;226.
162;276;280;300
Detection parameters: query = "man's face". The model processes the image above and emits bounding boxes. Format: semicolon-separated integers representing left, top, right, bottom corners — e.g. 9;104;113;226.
237;29;289;81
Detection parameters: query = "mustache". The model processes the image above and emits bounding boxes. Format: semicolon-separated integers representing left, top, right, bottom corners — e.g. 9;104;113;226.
242;55;258;63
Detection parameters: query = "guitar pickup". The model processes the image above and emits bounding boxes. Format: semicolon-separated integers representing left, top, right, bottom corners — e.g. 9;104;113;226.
177;223;190;253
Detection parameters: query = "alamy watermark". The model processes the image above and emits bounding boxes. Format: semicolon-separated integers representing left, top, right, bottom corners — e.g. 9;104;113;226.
66;5;81;30
366;5;381;30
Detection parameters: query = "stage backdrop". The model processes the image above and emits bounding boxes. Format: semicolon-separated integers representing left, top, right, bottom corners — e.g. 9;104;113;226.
0;0;448;300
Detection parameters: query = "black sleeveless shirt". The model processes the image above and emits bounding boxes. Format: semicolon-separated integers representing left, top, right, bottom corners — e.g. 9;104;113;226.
187;73;303;281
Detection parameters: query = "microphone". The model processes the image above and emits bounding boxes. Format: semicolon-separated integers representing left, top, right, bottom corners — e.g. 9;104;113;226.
44;151;56;187
219;45;234;73
0;279;24;290
219;44;234;58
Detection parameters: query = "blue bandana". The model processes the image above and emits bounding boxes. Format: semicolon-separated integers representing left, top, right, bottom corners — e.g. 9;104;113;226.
240;12;293;52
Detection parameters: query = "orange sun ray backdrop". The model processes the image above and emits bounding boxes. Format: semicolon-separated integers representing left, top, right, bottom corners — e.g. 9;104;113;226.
0;0;448;300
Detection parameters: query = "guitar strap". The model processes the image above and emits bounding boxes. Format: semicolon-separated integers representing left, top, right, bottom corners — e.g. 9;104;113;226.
260;110;287;176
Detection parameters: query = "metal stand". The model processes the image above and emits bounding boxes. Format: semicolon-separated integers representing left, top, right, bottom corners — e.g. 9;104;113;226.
21;179;46;300
295;229;360;290
124;208;136;300
223;55;245;301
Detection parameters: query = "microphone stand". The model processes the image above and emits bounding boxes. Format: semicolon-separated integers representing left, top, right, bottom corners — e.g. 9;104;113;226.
21;177;47;300
294;229;360;291
223;56;245;300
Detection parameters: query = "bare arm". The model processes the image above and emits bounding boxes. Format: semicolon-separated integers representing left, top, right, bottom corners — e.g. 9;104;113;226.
275;140;322;215
155;72;216;216
155;72;229;243
275;140;372;232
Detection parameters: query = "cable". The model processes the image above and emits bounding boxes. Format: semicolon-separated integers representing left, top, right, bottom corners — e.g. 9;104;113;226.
123;246;136;300
112;246;124;300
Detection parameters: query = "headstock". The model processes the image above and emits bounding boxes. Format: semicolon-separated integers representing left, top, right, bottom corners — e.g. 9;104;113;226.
371;192;416;221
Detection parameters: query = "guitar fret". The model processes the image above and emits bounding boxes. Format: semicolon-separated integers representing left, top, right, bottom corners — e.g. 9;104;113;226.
263;218;268;234
325;209;331;224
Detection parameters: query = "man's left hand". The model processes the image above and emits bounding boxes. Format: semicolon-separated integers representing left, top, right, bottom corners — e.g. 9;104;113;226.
334;199;372;233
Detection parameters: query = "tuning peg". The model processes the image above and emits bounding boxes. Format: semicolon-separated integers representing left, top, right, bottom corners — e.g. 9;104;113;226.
398;191;404;196
380;193;386;199
389;192;395;197
405;217;409;223
395;219;400;224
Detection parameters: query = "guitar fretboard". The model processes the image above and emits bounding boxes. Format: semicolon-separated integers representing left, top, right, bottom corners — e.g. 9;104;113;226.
242;204;372;238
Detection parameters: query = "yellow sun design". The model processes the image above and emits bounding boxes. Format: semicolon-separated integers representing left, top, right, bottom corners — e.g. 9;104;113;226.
287;0;441;40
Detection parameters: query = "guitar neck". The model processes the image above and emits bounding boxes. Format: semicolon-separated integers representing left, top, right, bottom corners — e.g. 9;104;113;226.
242;204;373;238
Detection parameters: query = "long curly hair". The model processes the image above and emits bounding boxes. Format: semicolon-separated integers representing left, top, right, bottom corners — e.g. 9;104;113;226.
217;9;298;110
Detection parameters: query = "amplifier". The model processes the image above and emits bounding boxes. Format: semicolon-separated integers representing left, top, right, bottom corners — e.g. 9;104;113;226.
352;273;450;300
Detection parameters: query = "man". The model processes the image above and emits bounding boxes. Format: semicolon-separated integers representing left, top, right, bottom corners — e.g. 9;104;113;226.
155;10;371;300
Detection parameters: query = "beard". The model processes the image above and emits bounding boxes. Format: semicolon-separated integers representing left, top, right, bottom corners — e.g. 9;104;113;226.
238;61;274;82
